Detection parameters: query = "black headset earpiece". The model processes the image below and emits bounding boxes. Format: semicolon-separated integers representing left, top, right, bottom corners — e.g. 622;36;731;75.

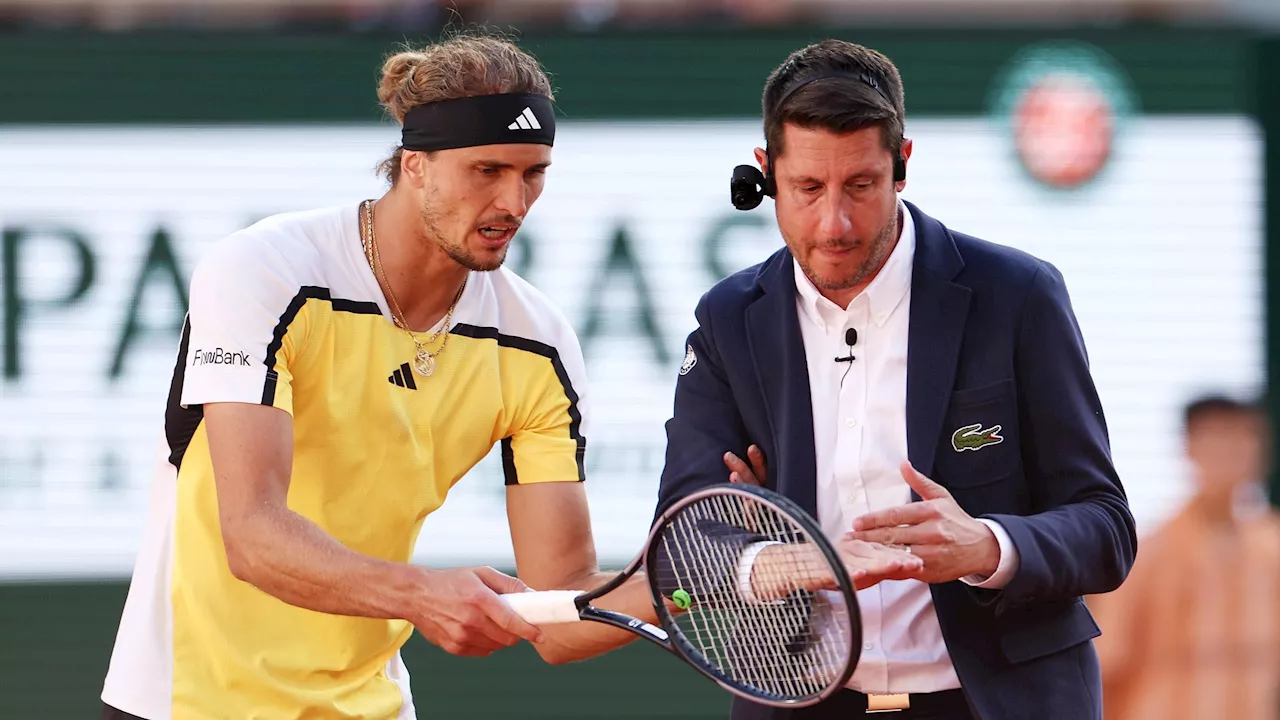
730;163;770;211
893;154;906;184
730;150;779;212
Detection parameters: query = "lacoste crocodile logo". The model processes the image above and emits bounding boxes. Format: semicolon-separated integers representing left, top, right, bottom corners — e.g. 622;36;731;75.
951;423;1004;452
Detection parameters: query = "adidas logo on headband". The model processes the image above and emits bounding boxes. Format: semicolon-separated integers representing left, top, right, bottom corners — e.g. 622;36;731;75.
400;93;556;151
508;107;542;131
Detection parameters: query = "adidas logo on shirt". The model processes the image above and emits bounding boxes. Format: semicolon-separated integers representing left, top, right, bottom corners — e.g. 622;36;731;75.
508;107;542;131
387;363;417;390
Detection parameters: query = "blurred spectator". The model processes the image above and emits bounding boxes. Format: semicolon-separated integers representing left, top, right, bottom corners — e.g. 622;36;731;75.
1088;394;1280;720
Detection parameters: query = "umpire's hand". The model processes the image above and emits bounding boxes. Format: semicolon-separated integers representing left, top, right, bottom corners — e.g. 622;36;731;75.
724;445;768;486
849;462;1001;584
725;447;923;590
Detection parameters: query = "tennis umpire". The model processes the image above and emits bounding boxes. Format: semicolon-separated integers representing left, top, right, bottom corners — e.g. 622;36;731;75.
657;39;1136;719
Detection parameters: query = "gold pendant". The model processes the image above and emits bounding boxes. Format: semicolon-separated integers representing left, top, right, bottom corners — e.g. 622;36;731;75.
412;350;435;377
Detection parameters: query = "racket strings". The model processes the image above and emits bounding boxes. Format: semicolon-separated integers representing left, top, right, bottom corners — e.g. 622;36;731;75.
658;493;853;701
710;495;821;697
663;516;742;679
742;500;847;689
670;498;834;697
727;496;847;692
742;499;848;684
688;499;803;697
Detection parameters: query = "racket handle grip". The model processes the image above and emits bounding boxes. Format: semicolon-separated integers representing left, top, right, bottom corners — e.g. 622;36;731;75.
500;590;584;625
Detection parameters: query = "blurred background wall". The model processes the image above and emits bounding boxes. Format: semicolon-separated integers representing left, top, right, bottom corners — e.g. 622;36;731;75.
0;0;1276;717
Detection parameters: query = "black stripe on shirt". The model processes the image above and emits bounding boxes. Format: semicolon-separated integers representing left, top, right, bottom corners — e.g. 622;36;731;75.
261;286;380;406
164;286;381;471
452;323;586;485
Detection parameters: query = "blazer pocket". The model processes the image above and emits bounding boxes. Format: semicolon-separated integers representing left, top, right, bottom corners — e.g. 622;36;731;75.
935;378;1019;489
1001;598;1101;664
950;378;1015;408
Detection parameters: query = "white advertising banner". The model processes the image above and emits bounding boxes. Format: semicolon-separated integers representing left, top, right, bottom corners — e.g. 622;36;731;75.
0;117;1263;579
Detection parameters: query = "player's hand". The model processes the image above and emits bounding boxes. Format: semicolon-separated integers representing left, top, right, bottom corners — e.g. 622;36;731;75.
724;445;767;486
411;566;545;657
848;462;1001;584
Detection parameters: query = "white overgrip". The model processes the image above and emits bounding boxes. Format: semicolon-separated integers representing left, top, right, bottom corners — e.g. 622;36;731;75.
499;590;584;625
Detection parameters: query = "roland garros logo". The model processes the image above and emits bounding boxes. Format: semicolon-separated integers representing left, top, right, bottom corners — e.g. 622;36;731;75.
989;41;1136;191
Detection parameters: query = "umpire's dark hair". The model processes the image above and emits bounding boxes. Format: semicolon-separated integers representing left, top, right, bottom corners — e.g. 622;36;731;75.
762;40;906;163
1183;393;1265;432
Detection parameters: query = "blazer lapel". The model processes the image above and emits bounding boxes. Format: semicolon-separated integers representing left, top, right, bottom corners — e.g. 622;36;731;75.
905;201;972;483
744;251;819;518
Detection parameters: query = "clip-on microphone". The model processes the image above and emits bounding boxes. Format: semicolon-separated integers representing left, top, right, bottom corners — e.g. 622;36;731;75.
836;327;857;389
834;328;857;363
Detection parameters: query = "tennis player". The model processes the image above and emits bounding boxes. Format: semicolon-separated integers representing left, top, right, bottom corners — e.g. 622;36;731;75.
99;33;920;720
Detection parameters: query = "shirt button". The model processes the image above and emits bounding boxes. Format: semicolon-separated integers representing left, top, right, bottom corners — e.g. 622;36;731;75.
876;312;886;324
845;418;857;428
864;643;875;651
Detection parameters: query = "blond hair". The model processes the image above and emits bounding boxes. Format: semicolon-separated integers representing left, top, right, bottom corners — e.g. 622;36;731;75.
376;33;554;185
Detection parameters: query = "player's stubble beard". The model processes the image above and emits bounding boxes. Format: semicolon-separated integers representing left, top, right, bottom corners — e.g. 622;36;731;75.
418;197;517;273
790;203;900;294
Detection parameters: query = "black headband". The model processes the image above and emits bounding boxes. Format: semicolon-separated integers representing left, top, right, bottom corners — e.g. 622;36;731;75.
776;70;893;108
400;92;556;152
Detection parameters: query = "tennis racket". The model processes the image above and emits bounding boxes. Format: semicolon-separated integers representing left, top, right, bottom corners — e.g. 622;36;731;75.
500;483;861;708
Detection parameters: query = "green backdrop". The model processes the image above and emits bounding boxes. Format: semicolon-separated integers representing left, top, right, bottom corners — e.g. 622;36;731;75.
0;26;1252;124
0;23;1270;719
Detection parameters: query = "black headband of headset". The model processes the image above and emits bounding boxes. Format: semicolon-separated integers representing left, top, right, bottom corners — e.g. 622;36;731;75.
772;68;895;111
401;93;556;152
768;67;904;176
767;69;897;163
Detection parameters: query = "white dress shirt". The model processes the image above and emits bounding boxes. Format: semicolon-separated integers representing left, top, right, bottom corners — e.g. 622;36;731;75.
789;201;1018;695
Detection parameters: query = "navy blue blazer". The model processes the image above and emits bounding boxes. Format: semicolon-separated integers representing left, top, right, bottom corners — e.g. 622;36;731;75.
655;201;1137;720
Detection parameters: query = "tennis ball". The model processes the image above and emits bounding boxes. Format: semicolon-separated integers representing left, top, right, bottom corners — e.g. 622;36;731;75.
671;589;692;610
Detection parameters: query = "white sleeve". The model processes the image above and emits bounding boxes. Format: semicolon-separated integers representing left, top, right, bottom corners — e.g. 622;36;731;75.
735;540;784;605
961;519;1021;590
179;235;306;414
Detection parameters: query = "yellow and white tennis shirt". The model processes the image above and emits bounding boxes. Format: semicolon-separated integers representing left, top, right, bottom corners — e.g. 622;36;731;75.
101;203;589;720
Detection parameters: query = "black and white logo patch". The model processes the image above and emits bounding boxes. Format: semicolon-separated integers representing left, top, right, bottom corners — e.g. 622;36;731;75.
679;344;698;376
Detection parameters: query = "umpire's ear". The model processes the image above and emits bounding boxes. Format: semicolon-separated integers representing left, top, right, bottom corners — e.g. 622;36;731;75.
896;137;914;192
753;146;769;177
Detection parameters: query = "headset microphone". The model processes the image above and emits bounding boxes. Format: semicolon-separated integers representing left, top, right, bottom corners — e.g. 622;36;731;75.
730;164;771;211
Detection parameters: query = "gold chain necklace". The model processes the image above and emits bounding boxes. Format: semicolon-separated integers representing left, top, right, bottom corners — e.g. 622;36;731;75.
360;199;466;377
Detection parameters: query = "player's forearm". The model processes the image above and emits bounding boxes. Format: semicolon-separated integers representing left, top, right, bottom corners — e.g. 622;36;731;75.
533;571;656;664
223;505;421;621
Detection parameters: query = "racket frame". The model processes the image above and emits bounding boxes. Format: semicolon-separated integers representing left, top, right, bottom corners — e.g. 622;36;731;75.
568;483;862;708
